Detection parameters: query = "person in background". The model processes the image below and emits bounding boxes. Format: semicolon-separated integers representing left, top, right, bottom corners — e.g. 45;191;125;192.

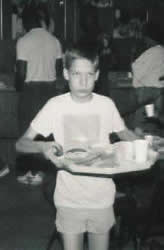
16;42;139;250
96;32;118;95
130;23;164;137
15;5;64;182
16;5;65;133
98;33;117;71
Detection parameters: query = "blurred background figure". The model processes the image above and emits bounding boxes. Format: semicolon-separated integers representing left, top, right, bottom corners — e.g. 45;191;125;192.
79;4;101;48
15;4;64;180
98;33;118;73
95;32;118;95
131;23;164;136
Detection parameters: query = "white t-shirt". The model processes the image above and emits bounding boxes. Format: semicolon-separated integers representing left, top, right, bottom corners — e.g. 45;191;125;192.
31;93;126;209
16;28;62;82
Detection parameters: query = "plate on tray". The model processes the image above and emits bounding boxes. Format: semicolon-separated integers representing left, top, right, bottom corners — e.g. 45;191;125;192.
63;147;102;165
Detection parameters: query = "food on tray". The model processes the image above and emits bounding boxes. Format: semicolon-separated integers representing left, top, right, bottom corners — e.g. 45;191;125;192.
94;153;118;168
63;147;118;167
66;148;87;153
50;145;158;174
65;148;88;160
64;148;101;165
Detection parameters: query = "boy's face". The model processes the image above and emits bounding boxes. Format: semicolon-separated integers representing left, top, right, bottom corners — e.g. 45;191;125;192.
64;58;99;102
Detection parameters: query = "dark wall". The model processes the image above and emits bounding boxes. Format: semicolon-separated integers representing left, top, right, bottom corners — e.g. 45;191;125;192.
0;40;15;73
2;0;12;39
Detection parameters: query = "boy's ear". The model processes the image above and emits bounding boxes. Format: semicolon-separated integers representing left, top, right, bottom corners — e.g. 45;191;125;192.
63;68;69;81
95;70;100;81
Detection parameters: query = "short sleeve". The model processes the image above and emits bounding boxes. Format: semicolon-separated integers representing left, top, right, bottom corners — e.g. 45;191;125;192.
16;38;29;61
31;99;56;137
111;101;126;133
56;39;62;59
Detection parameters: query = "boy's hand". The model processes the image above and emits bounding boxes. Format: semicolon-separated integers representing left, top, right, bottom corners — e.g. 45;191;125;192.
40;142;64;168
52;143;63;156
39;142;63;158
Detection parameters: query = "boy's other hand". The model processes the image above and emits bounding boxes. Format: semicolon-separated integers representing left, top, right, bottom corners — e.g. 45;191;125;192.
40;142;63;159
52;143;63;156
43;142;64;168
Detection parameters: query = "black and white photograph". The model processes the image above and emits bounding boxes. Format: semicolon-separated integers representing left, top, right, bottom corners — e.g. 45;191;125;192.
1;0;164;250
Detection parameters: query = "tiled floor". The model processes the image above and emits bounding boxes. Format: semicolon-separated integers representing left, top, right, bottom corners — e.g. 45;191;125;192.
0;169;138;250
1;170;164;250
0;170;133;250
0;171;55;250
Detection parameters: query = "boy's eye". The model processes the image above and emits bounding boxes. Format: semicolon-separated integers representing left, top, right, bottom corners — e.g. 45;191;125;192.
71;71;79;76
70;71;95;77
88;72;94;76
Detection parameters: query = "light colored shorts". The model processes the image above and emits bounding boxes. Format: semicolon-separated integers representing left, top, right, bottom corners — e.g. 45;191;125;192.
56;206;115;234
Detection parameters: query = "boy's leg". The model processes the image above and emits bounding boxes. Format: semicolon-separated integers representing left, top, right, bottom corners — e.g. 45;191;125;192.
61;233;84;250
88;232;110;250
87;206;114;250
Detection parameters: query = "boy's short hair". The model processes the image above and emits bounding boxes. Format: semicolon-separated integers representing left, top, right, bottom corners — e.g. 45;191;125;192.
63;42;99;71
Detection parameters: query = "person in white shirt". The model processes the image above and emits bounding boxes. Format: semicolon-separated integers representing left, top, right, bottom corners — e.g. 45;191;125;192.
16;6;64;135
16;5;63;88
16;42;139;250
131;24;164;135
15;5;66;178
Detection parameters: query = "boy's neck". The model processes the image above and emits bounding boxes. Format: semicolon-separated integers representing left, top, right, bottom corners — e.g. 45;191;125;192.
70;93;93;103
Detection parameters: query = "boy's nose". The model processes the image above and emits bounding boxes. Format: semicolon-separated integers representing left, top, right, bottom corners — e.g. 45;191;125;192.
80;75;88;87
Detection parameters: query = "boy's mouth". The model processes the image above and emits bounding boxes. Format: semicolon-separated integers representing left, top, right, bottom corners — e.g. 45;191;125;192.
78;90;88;93
78;89;91;93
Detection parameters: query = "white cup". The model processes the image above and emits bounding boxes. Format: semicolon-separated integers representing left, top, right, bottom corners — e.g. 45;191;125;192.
145;104;154;117
144;135;153;146
128;72;132;78
124;141;134;160
114;141;134;161
134;139;148;163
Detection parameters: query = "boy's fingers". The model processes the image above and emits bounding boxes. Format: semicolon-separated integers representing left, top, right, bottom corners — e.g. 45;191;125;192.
52;143;63;156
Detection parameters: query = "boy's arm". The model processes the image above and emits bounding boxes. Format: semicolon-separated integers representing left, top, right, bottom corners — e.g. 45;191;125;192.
116;128;141;141
16;126;46;154
16;126;63;158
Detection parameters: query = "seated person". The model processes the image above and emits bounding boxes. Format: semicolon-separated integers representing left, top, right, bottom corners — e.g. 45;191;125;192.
130;24;164;135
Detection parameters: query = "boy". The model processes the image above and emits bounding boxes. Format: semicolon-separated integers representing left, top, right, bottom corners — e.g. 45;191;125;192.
16;43;139;250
